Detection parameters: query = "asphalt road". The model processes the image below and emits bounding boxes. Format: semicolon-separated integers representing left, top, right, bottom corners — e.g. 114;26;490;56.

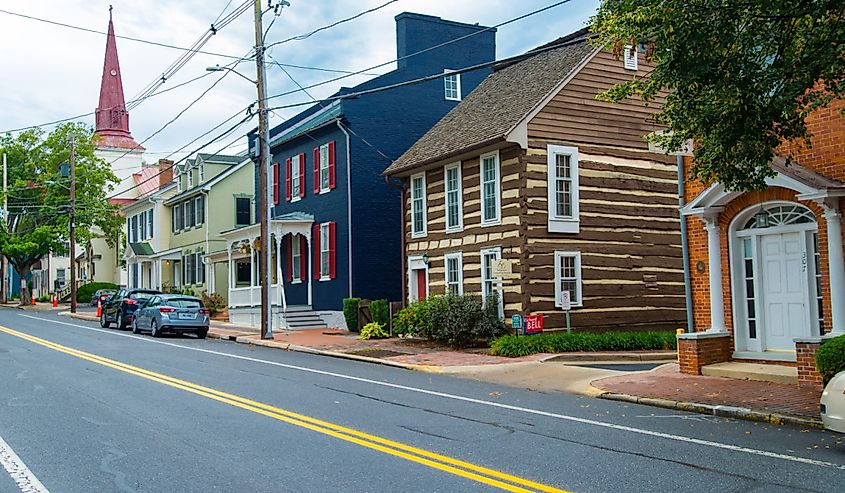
0;309;843;493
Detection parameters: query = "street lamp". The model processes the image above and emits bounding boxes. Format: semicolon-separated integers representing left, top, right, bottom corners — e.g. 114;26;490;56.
207;5;273;339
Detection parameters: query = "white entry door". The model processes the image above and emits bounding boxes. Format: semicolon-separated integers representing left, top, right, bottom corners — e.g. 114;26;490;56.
761;233;810;351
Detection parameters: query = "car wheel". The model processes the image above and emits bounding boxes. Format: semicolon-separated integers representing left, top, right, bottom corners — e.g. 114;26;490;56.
196;329;208;339
131;317;141;334
150;320;161;338
100;312;110;328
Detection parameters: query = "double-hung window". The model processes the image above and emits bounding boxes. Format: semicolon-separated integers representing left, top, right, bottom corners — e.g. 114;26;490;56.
235;197;251;226
195;196;205;226
292;235;301;282
291;154;301;200
139;212;147;241
444;70;461;101
187;168;194;188
444;252;463;295
444;164;462;232
319;144;330;192
320;223;330;280
547;145;580;233
131;216;138;243
147;210;153;238
480;247;503;317
410;172;426;237
480;152;500;225
554;251;582;307
186;199;196;228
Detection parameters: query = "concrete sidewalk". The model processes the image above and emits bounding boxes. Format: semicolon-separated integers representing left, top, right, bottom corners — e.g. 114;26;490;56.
57;310;824;428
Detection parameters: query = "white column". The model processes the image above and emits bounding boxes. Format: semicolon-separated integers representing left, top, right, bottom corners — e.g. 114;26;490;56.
824;206;845;337
306;231;313;307
704;213;727;332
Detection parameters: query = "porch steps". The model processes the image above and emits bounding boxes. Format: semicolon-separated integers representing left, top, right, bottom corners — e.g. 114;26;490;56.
283;309;328;329
701;362;798;385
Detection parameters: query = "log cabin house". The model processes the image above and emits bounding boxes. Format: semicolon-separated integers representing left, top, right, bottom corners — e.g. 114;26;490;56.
384;29;687;332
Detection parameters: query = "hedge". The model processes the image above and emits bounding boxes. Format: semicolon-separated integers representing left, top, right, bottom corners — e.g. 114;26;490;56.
490;331;678;357
77;282;119;303
343;298;361;332
816;335;845;384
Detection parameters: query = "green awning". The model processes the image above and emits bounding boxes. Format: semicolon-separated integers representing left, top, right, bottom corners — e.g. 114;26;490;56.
129;242;155;256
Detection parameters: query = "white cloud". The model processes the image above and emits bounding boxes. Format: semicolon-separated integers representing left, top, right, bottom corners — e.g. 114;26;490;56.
0;0;598;160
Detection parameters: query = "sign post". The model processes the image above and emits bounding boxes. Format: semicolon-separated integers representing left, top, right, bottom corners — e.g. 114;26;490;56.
561;290;571;334
511;314;522;337
524;314;543;335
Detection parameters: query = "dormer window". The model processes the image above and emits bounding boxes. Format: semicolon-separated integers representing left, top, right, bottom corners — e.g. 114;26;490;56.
199;163;205;182
187;168;194;188
623;45;638;71
444;70;461;101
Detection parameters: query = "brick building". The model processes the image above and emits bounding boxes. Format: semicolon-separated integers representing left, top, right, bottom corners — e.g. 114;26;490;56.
678;99;845;385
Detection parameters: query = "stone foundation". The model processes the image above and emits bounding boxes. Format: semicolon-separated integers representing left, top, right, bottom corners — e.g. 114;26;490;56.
677;331;732;375
795;338;824;389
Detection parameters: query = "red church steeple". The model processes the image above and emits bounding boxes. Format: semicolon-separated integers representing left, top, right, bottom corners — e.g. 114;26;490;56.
95;8;143;150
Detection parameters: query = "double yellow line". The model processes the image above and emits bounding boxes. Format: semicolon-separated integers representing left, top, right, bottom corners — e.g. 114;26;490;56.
0;325;568;493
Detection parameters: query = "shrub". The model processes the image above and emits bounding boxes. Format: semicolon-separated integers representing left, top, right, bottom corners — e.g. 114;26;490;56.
76;282;119;303
359;322;389;340
491;331;678;357
343;298;361;331
200;291;226;314
425;294;508;348
369;299;389;327
393;299;430;337
37;295;51;303
816;335;845;384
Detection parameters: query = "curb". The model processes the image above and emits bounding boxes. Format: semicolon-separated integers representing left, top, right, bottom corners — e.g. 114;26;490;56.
542;352;677;363
594;389;824;429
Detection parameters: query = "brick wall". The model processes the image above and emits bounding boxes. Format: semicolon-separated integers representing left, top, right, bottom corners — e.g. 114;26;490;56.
796;340;824;389
677;334;731;375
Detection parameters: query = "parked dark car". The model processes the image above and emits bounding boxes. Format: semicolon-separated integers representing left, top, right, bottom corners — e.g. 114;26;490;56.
100;288;161;330
130;294;210;338
90;289;116;306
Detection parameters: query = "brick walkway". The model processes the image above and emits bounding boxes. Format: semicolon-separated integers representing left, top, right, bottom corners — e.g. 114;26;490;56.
592;364;823;419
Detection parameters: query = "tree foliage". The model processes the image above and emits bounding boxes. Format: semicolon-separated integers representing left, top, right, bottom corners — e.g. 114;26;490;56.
591;0;845;191
0;123;121;304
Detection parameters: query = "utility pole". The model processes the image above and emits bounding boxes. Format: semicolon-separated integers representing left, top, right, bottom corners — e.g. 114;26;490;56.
1;152;6;305
254;0;272;339
69;134;77;314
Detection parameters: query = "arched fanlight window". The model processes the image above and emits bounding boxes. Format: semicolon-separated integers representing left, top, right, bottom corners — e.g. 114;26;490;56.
742;204;816;230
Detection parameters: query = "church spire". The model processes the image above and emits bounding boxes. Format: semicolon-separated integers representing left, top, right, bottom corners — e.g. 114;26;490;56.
95;7;143;150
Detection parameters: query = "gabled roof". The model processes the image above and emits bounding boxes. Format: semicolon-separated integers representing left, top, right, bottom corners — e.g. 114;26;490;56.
164;156;252;205
196;153;242;165
384;31;597;176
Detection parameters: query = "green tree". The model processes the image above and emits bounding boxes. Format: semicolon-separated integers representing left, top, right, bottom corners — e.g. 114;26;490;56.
591;0;845;191
0;123;121;305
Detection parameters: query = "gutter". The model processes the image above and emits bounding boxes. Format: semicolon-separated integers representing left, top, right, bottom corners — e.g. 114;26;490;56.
384;176;408;305
678;155;693;332
337;121;353;298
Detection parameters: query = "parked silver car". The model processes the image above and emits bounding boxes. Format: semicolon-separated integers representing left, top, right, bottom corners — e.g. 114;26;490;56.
130;294;209;338
821;371;845;433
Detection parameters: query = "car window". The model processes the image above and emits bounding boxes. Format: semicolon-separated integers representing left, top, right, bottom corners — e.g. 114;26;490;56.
130;292;156;301
167;299;202;309
146;296;160;307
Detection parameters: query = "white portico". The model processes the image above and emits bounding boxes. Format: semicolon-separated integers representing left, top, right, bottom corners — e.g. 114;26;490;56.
215;212;314;328
682;159;845;361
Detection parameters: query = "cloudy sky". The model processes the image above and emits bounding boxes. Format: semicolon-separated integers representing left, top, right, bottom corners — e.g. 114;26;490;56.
0;0;599;162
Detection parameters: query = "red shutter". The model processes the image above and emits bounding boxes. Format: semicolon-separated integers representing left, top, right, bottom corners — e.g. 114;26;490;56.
285;234;292;282
298;153;306;198
313;147;321;193
312;223;321;280
272;163;279;205
329;221;337;279
285;158;292;202
328;141;336;190
299;235;307;282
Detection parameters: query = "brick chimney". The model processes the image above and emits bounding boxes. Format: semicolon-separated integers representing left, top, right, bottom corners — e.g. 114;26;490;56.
158;159;174;189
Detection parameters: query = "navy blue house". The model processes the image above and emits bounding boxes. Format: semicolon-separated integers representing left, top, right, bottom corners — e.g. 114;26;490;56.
237;13;495;328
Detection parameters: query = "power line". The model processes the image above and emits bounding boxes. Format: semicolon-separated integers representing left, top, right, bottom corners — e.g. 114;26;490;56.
264;0;573;103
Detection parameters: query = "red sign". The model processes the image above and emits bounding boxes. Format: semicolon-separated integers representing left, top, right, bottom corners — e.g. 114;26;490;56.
525;314;544;334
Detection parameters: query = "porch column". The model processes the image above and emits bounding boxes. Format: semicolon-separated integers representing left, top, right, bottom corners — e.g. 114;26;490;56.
306;231;313;306
275;235;282;287
823;206;845;337
703;212;727;332
227;245;233;297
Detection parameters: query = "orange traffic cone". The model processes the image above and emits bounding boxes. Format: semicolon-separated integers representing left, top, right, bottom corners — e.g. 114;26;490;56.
96;298;102;318
53;295;58;308
31;296;36;305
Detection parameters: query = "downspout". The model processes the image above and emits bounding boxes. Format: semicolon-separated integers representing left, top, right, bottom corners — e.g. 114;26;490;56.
147;195;157;290
384;175;407;306
337;121;354;298
678;155;694;332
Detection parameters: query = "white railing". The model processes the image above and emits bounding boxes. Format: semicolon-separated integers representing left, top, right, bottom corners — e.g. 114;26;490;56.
228;284;282;308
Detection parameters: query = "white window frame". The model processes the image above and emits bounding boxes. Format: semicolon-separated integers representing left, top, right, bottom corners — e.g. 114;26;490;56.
319;143;330;194
480;247;503;317
444;163;463;233
176;168;183;192
187;168;194;188
146;209;154;240
623;44;638;71
410;172;427;238
291;154;301;202
547;145;580;233
291;234;301;283
444;70;461;101
554;251;583;308
480;151;501;226
195;252;205;285
444;252;463;295
320;223;330;281
199;163;205;182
